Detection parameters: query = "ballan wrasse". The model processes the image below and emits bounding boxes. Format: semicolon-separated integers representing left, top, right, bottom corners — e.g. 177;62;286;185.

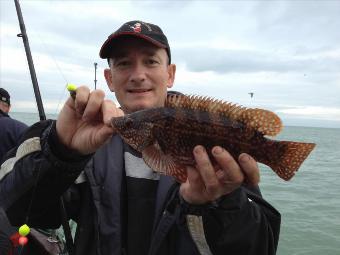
111;94;316;182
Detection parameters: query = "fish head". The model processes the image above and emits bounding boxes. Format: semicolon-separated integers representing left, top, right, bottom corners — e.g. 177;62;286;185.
111;113;154;152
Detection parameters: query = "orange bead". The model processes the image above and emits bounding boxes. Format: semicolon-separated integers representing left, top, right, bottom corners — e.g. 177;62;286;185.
18;236;28;246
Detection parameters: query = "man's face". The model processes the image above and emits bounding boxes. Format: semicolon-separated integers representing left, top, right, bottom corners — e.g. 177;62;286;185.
0;101;10;113
104;37;176;113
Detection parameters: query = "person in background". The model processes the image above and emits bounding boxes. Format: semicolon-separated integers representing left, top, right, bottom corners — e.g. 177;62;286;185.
0;88;27;161
0;21;281;255
0;88;27;254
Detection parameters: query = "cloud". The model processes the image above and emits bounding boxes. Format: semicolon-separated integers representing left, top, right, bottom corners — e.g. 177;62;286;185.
1;1;339;128
173;47;340;74
277;106;340;121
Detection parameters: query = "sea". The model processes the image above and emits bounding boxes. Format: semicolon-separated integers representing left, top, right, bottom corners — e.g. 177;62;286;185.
10;112;340;255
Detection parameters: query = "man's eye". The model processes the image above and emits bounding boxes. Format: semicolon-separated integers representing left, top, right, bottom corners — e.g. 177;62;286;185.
146;59;159;65
115;61;130;67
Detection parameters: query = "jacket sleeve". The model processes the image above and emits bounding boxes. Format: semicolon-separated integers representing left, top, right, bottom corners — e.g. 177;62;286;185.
0;120;92;228
202;187;281;255
181;186;281;255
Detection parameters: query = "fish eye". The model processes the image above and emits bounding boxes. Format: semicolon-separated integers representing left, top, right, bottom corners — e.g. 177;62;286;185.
125;117;133;127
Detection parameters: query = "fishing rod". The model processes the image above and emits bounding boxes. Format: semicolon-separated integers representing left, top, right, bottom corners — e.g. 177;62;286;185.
14;0;45;121
94;62;98;89
13;0;74;254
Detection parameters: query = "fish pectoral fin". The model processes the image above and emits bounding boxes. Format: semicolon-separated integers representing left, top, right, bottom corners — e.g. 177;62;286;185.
142;142;187;183
239;109;283;136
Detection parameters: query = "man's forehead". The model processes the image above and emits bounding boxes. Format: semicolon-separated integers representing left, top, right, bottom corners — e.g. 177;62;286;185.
109;37;163;58
113;47;159;58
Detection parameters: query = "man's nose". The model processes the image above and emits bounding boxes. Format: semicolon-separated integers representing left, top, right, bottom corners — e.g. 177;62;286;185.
129;63;146;83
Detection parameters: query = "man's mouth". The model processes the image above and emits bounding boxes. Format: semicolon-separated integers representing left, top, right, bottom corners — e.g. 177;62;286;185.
127;89;152;93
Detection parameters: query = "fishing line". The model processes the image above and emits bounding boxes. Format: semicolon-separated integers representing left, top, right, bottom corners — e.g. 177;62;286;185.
28;34;76;255
17;162;43;255
32;32;70;115
23;164;43;225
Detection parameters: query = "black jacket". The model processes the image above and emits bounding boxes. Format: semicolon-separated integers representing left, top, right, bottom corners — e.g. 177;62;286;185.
0;110;27;161
0;110;27;254
0;120;281;255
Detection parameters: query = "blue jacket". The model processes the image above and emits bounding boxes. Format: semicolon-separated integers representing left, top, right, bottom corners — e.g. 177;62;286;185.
0;120;281;255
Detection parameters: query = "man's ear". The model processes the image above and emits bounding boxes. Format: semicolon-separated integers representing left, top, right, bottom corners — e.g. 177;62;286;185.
104;68;114;92
167;64;176;89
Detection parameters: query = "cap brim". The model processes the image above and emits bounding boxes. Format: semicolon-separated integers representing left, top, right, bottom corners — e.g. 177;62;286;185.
99;32;167;59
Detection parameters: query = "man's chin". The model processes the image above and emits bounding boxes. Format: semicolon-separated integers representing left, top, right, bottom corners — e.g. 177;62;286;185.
124;103;154;113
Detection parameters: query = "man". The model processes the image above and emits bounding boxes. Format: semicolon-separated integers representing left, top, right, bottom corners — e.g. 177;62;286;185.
0;21;281;255
0;88;27;254
0;88;27;160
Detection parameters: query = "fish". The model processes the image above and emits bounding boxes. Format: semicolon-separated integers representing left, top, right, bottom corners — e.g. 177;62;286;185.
111;94;316;182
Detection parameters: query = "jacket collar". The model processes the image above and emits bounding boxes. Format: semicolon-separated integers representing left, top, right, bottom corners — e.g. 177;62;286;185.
0;109;9;118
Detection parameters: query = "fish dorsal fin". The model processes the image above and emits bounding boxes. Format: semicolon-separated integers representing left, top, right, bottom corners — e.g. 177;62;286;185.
142;142;187;183
166;94;282;136
239;109;282;136
166;94;246;119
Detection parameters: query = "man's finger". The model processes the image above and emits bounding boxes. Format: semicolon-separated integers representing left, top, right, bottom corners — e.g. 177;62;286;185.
179;166;205;204
238;153;260;186
212;146;244;185
83;89;105;121
186;165;203;190
193;145;220;197
102;100;124;126
75;86;90;117
94;124;115;148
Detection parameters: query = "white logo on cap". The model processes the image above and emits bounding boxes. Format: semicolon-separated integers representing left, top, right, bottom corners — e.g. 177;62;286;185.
130;23;142;33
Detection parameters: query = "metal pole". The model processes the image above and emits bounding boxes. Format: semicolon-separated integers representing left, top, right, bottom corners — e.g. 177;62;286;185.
14;0;46;121
94;62;98;89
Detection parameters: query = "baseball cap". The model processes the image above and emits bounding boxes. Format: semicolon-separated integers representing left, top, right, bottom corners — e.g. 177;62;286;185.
0;88;10;105
99;20;171;63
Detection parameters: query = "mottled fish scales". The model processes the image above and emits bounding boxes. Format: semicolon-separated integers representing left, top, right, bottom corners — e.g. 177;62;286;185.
111;94;316;182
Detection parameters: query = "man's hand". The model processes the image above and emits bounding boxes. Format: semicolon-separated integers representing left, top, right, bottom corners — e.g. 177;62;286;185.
56;86;124;155
179;145;260;205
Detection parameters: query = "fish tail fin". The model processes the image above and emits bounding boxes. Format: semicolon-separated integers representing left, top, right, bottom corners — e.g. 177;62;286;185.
267;141;316;181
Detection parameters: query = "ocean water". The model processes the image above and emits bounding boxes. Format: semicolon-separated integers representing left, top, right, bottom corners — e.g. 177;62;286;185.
9;112;340;255
260;126;340;255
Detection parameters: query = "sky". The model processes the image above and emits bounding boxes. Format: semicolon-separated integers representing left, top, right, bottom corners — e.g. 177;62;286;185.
1;0;339;128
